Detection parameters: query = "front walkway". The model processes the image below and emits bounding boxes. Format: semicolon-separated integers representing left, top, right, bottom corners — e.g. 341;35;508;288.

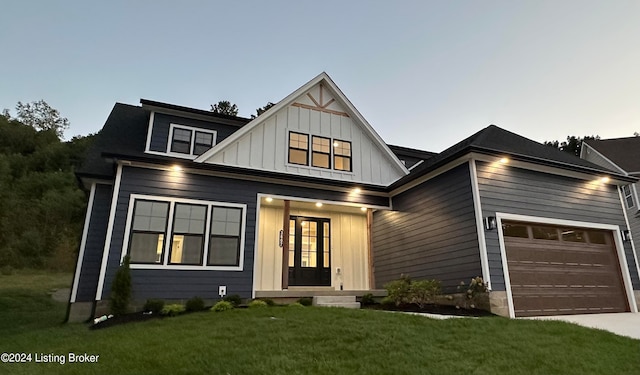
527;313;640;340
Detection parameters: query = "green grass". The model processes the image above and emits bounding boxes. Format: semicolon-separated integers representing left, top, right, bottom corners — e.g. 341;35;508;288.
1;272;639;374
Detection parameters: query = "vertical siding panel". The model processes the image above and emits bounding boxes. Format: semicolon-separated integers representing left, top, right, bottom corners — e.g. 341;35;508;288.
262;120;276;169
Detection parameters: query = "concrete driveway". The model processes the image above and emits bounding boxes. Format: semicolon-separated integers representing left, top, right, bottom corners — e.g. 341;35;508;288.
527;313;640;340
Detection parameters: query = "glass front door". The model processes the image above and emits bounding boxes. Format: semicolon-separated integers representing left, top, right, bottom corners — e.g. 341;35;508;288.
288;216;331;286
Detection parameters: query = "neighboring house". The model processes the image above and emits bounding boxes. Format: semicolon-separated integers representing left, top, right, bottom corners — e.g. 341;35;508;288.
582;137;640;274
69;73;640;321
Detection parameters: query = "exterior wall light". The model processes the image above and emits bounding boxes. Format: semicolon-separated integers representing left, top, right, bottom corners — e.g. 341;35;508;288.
315;202;323;208
499;158;509;164
360;207;367;212
484;216;497;231
622;229;631;242
265;197;273;203
171;165;183;172
600;177;610;183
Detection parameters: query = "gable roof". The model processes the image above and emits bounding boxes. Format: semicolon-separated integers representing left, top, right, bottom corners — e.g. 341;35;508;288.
391;124;632;189
584;137;640;174
194;72;409;175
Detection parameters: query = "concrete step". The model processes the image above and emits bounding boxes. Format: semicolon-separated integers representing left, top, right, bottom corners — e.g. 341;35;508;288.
313;295;360;309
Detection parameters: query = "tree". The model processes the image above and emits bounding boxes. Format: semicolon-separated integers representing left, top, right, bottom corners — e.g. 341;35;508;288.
10;100;70;139
210;100;238;116
251;102;276;119
544;135;600;157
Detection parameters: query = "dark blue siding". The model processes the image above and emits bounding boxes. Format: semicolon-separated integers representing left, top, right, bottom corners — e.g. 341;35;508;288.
372;163;481;293
100;166;389;301
149;112;243;152
76;184;113;302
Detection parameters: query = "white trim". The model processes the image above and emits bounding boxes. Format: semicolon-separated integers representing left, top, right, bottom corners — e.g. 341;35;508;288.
70;183;97;303
580;142;628;175
194;72;409;175
144;111;155;152
622;184;635;209
120;194;247;271
495;212;638;317
632;183;640;212
252;194;262;299
618;187;640;297
256;193;391;211
164;123;217;160
468;160;491;289
286;131;356;175
95;164;124;301
408;160;424;171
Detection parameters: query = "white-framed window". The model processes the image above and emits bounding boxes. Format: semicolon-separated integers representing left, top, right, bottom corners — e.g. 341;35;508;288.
288;131;352;172
167;124;217;159
622;185;634;209
122;194;246;270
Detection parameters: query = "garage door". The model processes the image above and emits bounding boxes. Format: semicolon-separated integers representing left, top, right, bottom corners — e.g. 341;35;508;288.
502;221;629;317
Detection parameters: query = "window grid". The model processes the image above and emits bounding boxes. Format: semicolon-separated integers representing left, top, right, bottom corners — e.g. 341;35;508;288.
312;136;331;169
169;203;207;265
288;132;309;166
170;128;192;154
333;139;352;172
169;125;216;157
288;131;352;172
623;185;634;209
129;200;170;264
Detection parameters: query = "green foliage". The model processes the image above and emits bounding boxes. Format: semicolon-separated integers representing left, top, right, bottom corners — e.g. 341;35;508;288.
185;296;206;312
251;102;276;119
211;301;234;312
12;100;70;139
223;294;242;307
543;135;600;156
143;299;165;314
384;275;412;306
288;302;304;308
409;279;441;308
380;296;395;307
210;100;239;116
109;256;132;315
248;299;268;308
161;304;186;317
256;298;275;306
457;276;488;309
360;293;376;306
297;297;313;306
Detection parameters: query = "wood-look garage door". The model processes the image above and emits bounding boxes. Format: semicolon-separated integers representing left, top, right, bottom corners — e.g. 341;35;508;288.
502;221;629;317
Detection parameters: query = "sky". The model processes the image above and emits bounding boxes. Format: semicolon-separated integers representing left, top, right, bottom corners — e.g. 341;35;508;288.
1;1;639;152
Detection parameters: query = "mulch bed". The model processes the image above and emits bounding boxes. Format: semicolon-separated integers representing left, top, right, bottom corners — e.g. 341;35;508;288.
363;303;495;317
89;311;162;330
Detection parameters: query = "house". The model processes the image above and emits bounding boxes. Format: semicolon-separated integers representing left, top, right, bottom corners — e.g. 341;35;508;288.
69;73;640;321
581;136;640;279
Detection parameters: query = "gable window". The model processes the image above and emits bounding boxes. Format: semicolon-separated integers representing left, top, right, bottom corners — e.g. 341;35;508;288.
333;139;352;172
124;195;246;270
168;125;216;158
289;132;309;166
622;185;634;209
129;200;169;264
312;136;331;169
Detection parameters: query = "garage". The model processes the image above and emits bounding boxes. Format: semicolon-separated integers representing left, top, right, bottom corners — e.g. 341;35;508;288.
502;221;629;317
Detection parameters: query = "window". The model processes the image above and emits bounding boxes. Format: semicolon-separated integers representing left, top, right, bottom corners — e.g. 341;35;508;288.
208;207;242;266
169;204;207;265
168;125;216;157
289;132;309;165
623;185;634;209
333;139;352;172
532;226;559;241
312;136;331;169
502;223;529;238
561;229;586;242
125;196;245;269
129;200;169;264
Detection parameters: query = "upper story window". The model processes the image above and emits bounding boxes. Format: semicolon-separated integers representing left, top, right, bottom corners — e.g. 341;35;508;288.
622;185;634;209
168;124;216;158
288;131;352;172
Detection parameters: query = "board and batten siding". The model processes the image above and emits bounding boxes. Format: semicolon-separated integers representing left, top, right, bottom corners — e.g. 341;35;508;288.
372;163;481;293
204;89;405;186
256;206;369;291
475;160;640;291
75;184;113;302
98;166;388;301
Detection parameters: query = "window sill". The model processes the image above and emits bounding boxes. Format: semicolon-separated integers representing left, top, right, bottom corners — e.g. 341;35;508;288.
130;264;243;271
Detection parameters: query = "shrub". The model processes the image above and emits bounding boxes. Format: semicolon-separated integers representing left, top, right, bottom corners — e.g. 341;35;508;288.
161;304;185;317
457;276;488;309
297;297;313;306
143;299;165;314
380;296;395;307
186;296;206;312
288;302;304;308
360;293;376;306
384;274;412;306
409;279;441;308
211;300;234;312
257;298;275;306
223;294;242;307
248;299;268;308
110;255;131;315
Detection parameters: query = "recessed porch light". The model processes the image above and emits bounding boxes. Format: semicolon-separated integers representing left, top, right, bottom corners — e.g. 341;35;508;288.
315;202;323;208
171;165;183;171
600;177;610;183
360;207;367;212
499;158;509;164
265;197;273;203
353;187;362;194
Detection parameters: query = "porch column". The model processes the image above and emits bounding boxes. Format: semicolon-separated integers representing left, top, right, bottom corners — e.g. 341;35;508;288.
281;200;290;289
367;208;375;289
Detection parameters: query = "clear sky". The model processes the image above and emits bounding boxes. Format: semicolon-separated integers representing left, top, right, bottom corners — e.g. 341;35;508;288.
2;1;639;152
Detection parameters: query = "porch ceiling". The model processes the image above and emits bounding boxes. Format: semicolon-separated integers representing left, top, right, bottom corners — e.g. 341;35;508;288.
260;196;369;215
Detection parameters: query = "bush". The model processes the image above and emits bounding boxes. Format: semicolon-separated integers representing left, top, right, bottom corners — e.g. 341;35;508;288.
384;275;412;306
380;296;395;307
288;302;304;308
186;296;206;312
110;256;131;315
409;279;441;308
360;293;376;306
223;294;242;307
257;298;275;306
143;299;165;314
297;297;313;306
211;301;234;312
248;299;268;308
161;304;185;317
457;276;488;309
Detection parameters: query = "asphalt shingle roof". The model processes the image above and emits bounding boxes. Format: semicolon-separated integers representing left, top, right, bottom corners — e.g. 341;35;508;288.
584;137;640;174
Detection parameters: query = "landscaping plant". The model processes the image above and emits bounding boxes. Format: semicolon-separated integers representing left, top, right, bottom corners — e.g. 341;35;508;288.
109;255;131;315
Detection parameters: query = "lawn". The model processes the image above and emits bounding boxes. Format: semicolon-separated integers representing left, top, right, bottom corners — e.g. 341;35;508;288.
1;272;639;375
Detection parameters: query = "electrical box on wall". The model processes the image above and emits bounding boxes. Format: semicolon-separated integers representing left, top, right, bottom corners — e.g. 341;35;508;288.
219;285;227;297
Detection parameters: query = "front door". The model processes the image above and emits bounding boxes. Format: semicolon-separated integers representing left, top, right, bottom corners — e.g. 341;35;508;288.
288;216;331;286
